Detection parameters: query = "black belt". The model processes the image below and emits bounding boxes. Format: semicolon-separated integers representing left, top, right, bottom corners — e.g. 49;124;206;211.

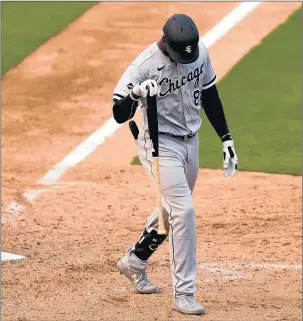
159;132;197;141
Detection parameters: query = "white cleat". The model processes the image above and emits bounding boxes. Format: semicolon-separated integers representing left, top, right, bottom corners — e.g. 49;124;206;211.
172;295;205;315
117;258;157;294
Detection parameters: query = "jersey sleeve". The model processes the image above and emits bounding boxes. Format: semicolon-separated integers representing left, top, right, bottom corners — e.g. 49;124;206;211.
113;64;146;101
202;49;217;91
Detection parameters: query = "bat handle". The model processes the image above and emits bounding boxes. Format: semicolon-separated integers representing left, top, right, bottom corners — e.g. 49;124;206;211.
153;157;167;235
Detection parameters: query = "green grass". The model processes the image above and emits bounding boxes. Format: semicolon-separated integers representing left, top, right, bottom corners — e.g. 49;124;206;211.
200;8;302;175
133;8;302;175
1;1;96;76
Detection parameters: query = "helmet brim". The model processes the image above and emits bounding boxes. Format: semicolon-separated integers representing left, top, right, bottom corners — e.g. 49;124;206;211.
165;43;199;64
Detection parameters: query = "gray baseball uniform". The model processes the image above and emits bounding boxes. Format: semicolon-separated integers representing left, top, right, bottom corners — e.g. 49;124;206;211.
113;41;216;297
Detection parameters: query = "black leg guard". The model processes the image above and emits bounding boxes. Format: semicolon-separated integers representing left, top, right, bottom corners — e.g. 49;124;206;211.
134;228;168;261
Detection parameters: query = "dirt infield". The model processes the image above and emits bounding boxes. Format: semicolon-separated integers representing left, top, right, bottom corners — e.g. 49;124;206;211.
3;168;302;321
2;2;302;321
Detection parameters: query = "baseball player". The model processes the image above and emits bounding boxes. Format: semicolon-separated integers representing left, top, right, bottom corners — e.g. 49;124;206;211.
112;14;238;315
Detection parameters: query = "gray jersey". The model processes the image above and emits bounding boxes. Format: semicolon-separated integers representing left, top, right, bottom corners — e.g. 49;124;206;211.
113;41;216;136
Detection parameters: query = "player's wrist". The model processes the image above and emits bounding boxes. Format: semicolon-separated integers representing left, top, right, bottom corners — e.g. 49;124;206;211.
221;133;232;142
130;90;141;101
130;84;141;101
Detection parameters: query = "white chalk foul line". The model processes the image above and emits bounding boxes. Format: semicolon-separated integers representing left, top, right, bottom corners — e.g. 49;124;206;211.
5;201;24;218
202;2;261;48
3;2;261;261
3;189;46;223
37;117;121;185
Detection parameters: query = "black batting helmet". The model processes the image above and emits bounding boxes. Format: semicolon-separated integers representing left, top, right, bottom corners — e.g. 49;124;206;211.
163;14;199;64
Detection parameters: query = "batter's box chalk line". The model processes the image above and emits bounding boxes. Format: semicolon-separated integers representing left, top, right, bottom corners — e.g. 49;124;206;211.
200;263;302;271
202;267;248;282
199;262;302;282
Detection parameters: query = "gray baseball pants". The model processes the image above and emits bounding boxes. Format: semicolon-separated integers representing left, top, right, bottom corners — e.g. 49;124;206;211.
124;130;199;298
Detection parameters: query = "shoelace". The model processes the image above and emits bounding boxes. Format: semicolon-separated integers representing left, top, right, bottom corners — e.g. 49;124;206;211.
133;272;151;286
184;296;199;307
142;274;152;286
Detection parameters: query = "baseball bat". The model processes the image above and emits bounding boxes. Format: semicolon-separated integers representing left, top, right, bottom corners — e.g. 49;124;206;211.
129;106;167;235
146;94;167;235
129;119;167;235
151;157;166;235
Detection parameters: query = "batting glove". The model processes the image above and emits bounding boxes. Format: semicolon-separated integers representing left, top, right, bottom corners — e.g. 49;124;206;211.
131;79;158;100
222;139;238;177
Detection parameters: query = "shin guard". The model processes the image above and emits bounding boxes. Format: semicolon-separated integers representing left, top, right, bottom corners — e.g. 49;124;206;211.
134;229;168;261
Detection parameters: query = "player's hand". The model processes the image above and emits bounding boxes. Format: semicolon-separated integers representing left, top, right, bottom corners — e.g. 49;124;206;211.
222;139;238;177
132;79;158;98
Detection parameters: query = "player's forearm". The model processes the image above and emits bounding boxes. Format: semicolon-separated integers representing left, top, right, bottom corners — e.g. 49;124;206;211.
113;95;138;124
202;84;231;140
